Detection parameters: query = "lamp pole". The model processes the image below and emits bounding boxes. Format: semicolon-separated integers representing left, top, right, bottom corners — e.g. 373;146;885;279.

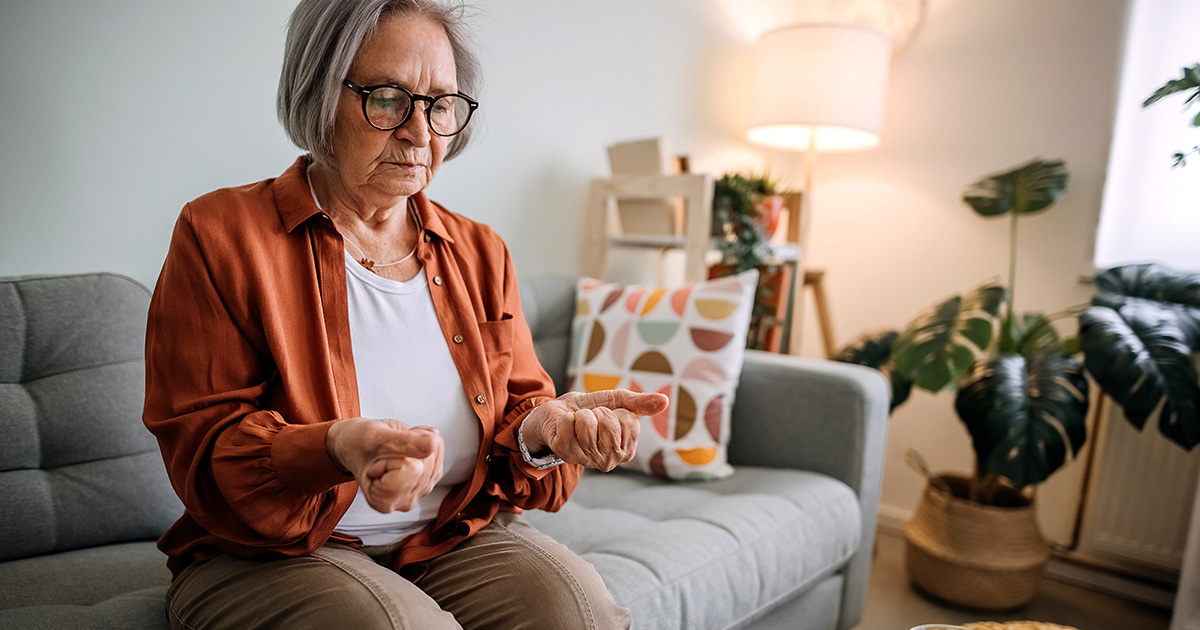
786;129;820;356
746;23;891;357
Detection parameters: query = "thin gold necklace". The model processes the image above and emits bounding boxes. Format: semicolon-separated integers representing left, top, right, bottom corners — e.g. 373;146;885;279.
307;162;419;274
342;235;417;274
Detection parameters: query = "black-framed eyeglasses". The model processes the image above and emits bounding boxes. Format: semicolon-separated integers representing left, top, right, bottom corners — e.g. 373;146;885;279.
342;79;478;136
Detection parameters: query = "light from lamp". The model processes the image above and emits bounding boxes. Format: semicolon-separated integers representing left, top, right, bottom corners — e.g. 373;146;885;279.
747;23;892;152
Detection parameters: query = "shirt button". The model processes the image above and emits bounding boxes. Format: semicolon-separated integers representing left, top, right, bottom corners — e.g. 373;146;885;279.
424;234;431;243
433;276;443;286
453;334;464;344
476;395;487;404
485;454;493;463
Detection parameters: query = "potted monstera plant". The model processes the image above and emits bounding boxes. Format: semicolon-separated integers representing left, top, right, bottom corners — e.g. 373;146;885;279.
890;159;1079;610
835;157;1200;609
839;158;1085;490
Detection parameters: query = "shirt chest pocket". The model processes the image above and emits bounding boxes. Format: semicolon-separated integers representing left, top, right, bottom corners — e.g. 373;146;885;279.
477;316;513;357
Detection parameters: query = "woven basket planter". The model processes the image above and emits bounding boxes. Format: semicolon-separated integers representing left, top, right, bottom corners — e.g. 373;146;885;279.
904;474;1049;610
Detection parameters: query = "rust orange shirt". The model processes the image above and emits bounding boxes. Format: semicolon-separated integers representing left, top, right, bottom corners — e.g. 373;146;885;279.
143;156;580;580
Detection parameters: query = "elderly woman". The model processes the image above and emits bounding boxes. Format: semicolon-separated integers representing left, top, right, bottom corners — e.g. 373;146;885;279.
143;0;666;628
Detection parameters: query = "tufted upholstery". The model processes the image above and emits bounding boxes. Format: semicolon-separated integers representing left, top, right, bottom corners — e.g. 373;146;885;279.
0;274;181;565
524;468;861;629
0;275;179;628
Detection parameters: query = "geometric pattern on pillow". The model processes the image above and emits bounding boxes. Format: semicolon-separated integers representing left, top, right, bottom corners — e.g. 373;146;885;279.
566;270;758;480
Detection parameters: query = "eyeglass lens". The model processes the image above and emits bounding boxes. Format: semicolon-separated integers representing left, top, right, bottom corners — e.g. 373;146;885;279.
364;87;472;135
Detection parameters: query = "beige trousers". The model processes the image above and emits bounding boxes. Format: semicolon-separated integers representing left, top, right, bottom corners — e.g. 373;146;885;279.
166;513;630;630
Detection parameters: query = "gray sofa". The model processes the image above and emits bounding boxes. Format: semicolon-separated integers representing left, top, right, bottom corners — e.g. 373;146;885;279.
0;272;888;630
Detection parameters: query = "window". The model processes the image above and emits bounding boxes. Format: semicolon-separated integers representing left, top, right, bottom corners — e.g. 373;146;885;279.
1095;0;1200;273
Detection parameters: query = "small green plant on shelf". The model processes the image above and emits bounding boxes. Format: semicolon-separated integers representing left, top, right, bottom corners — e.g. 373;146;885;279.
712;172;780;273
710;172;794;352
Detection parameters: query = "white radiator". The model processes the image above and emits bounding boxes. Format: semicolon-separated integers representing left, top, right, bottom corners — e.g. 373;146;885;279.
1079;398;1200;576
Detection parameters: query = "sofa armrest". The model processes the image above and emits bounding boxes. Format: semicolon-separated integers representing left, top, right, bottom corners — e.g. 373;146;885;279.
729;351;888;492
727;350;888;630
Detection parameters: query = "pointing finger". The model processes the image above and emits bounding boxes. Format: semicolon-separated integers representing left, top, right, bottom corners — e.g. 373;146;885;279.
571;390;669;416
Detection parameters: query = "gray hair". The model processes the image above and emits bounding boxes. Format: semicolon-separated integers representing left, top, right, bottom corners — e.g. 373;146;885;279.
277;0;481;163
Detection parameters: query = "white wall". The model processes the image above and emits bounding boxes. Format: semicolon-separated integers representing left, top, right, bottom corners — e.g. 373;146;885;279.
0;0;758;290
0;0;1130;532
0;0;300;288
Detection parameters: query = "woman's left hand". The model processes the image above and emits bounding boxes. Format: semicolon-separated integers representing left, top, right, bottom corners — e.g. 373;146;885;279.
520;390;669;471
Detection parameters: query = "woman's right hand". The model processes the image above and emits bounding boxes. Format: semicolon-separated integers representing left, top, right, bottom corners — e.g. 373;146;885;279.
326;418;445;513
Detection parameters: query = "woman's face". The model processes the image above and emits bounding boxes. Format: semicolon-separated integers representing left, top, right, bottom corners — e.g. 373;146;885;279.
330;14;456;200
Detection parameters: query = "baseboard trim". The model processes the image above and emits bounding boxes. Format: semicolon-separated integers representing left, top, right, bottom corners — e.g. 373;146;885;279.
1043;556;1176;610
875;505;909;537
874;510;1177;610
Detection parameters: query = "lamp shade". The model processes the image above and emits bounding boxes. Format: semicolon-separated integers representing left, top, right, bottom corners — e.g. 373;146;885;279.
747;24;892;152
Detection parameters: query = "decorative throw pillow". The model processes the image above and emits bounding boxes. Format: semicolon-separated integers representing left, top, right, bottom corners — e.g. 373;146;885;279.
566;270;758;480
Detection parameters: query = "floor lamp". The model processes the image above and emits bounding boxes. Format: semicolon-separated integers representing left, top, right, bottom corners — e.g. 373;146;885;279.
745;23;892;356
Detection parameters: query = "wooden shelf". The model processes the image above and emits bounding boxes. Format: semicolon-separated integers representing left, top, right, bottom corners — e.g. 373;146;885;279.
586;176;823;356
612;236;801;263
765;242;802;263
607;234;688;249
705;242;802;265
586;173;714;284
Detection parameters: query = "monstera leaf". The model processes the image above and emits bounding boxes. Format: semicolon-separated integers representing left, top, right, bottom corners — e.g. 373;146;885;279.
955;353;1090;489
892;285;1007;392
1079;264;1200;450
962;159;1069;218
834;330;914;411
1094;263;1200;307
1011;313;1064;357
1080;299;1200;450
1142;63;1200;123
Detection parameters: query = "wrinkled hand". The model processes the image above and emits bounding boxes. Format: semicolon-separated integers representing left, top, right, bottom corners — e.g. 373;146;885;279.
326;418;444;513
521;390;669;472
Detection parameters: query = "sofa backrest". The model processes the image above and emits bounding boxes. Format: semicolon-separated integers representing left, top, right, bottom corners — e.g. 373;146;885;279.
519;275;576;395
0;274;181;562
0;272;571;563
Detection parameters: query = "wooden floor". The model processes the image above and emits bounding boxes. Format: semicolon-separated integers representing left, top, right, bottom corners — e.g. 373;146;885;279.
856;531;1173;629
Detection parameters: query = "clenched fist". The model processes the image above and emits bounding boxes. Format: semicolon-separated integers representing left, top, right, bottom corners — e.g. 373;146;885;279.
326;418;445;513
520;390;670;472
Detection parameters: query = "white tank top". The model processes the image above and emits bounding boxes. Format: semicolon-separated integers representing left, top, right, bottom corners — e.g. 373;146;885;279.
334;253;481;545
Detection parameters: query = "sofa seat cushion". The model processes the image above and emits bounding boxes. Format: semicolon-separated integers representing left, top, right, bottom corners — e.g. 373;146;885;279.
0;541;170;609
0;586;170;630
522;466;863;629
0;585;170;630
